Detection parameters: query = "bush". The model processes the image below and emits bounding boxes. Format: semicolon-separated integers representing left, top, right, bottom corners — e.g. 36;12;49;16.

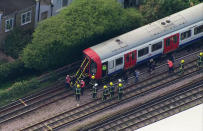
3;28;32;59
0;79;39;100
22;0;143;71
0;59;31;86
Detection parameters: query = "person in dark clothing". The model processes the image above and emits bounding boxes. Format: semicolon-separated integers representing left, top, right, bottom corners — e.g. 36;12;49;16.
122;71;129;84
133;70;139;83
109;82;115;98
75;84;81;101
92;83;98;99
148;59;156;73
169;54;175;63
102;85;108;101
118;83;124;100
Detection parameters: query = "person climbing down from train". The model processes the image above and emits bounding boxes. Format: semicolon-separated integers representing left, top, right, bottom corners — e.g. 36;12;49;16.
80;79;85;96
75;84;81;101
118;83;124;100
167;59;174;73
66;75;71;88
133;70;139;83
109;82;115;98
92;83;98;99
197;52;203;68
179;59;185;75
102;85;108;101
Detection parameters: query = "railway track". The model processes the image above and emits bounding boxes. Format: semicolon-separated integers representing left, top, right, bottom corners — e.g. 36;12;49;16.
0;41;202;128
20;54;203;130
88;80;203;131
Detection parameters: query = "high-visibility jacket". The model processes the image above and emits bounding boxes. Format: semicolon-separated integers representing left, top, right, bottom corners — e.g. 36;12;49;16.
103;89;108;95
81;80;85;88
118;86;124;93
93;86;97;93
180;63;184;69
198;56;202;62
76;88;81;95
168;60;173;68
109;86;115;93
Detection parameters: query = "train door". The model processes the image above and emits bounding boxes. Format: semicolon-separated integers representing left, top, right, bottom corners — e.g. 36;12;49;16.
164;33;179;54
102;62;108;77
124;50;137;70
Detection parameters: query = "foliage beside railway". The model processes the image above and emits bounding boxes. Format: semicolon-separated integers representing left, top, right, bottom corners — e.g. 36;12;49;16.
140;0;201;23
0;60;31;86
21;0;143;71
0;79;40;105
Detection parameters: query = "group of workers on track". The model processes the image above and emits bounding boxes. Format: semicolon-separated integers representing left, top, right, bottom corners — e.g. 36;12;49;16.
66;52;203;101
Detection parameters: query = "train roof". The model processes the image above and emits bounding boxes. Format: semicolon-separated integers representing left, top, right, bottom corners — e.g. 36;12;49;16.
86;3;203;60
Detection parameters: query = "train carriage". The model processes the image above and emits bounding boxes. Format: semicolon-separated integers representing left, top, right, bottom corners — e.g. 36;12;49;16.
82;3;203;80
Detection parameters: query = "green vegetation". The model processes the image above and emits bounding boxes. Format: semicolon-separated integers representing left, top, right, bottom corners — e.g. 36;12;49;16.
0;59;34;86
3;28;32;59
21;0;143;71
139;0;201;24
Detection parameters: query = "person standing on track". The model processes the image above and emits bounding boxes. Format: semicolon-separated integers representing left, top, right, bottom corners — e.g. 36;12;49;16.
80;79;85;95
179;59;185;75
197;52;203;68
109;82;115;98
102;85;108;101
133;70;139;83
167;59;174;73
118;83;124;100
66;75;71;88
75;84;81;101
89;75;96;89
92;83;98;99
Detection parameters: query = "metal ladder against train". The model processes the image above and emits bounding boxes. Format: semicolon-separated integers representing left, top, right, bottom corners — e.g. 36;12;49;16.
73;57;90;86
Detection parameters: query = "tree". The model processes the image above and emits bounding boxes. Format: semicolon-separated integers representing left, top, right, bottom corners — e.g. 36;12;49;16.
139;0;195;24
3;28;32;58
22;0;143;71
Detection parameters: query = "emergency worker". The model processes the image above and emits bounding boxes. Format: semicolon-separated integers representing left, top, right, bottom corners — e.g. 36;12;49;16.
118;83;124;100
75;84;81;101
89;75;96;89
102;85;108;101
197;52;203;68
167;59;174;73
109;82;115;98
92;83;98;99
66;75;71;88
179;60;185;75
80;79;85;95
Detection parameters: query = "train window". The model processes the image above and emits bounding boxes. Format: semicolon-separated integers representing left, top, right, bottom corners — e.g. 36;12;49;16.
173;35;177;43
109;60;114;69
90;61;97;75
132;52;136;60
194;25;203;35
181;30;191;40
116;57;123;66
138;47;149;57
166;38;170;47
152;42;162;52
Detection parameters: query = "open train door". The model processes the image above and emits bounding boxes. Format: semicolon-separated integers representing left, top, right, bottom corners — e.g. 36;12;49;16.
164;33;179;54
124;50;137;70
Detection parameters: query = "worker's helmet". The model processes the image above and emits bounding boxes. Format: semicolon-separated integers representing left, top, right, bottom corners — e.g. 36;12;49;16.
118;83;122;87
181;59;185;64
200;52;203;56
91;75;95;79
94;83;98;86
118;79;122;83
103;85;107;89
110;82;113;86
77;84;80;88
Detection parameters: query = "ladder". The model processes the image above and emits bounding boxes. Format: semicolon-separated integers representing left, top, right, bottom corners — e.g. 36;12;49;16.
73;58;90;86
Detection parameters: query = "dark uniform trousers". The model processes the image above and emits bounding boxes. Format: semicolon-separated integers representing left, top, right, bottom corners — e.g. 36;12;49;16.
118;87;123;100
92;87;97;99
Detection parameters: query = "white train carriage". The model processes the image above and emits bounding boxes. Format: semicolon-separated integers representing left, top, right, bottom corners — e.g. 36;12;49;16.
83;3;203;79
